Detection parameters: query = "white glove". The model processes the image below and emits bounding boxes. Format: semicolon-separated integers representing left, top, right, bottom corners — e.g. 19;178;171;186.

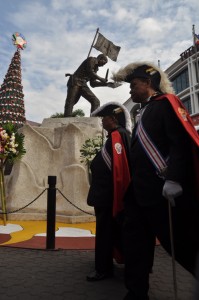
162;180;183;207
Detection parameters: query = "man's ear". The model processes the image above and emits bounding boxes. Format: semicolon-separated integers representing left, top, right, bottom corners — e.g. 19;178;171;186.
146;78;151;86
112;115;119;124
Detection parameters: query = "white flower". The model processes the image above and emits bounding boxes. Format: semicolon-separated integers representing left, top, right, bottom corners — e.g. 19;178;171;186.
80;135;103;166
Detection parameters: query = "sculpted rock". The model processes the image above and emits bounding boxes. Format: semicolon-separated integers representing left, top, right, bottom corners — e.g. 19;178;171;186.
5;117;102;223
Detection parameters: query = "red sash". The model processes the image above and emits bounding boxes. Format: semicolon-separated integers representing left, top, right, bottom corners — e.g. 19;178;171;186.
156;94;199;146
111;131;131;264
111;131;131;217
156;94;199;198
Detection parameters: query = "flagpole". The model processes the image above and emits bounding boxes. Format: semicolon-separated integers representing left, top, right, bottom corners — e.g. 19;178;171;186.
87;28;99;58
192;24;199;84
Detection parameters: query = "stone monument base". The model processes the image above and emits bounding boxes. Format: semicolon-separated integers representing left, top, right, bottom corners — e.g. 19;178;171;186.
3;117;102;223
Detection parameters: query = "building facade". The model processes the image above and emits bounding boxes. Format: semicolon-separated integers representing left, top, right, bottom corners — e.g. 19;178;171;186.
166;45;199;130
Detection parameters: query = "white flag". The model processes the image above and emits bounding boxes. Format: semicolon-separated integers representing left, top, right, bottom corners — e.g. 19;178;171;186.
93;33;121;61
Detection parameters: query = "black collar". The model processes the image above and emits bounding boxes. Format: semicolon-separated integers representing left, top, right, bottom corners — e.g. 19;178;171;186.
140;92;163;108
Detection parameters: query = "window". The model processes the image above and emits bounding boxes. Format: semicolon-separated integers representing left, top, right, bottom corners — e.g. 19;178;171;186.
182;97;192;114
172;69;189;94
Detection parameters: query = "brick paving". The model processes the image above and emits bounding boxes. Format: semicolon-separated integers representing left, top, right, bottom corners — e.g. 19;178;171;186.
0;245;196;300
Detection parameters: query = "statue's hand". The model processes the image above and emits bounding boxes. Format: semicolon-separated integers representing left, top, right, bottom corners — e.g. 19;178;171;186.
107;82;122;88
100;77;107;83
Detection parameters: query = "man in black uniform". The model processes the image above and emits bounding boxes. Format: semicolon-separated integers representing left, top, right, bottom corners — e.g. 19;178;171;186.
64;54;109;117
113;62;199;300
86;102;132;281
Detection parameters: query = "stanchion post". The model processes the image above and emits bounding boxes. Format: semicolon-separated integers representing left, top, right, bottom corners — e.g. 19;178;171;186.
46;176;57;250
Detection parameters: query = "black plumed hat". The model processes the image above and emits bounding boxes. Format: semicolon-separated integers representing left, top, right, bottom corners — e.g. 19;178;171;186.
125;64;161;85
91;101;132;133
112;61;175;94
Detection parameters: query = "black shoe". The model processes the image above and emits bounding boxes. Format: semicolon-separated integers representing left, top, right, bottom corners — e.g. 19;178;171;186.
86;270;113;282
124;292;149;300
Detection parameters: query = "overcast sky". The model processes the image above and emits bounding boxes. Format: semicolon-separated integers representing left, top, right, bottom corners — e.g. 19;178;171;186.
0;0;198;123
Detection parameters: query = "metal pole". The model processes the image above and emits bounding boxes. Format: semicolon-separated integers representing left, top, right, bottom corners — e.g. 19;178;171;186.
0;160;7;226
192;24;199;84
46;176;57;250
168;199;178;300
87;28;99;58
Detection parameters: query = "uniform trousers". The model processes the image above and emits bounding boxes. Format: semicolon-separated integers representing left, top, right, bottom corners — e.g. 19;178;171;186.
123;199;198;300
94;206;114;274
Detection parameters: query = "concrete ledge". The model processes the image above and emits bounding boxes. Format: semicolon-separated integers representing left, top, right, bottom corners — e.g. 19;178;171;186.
6;213;95;223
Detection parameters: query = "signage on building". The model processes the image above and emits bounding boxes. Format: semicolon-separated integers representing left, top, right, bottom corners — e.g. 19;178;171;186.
180;43;199;61
180;46;196;61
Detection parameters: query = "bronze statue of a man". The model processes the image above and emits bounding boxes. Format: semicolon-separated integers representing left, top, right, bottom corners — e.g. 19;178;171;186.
64;54;109;117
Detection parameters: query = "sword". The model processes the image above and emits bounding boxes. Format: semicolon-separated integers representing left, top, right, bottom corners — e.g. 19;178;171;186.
168;197;178;300
105;68;109;82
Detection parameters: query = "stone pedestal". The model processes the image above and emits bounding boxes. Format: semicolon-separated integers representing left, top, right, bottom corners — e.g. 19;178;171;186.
3;117;102;223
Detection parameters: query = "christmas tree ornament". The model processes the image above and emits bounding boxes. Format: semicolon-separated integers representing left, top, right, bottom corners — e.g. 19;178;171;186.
12;32;27;50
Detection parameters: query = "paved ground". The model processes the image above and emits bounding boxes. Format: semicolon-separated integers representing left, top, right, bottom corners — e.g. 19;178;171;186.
0;245;197;300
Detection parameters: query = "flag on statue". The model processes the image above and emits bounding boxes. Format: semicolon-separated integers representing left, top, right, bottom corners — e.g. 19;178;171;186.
194;33;199;45
93;32;121;61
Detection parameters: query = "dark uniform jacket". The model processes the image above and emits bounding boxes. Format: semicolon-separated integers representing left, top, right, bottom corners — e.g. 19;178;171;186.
129;94;195;207
87;126;131;207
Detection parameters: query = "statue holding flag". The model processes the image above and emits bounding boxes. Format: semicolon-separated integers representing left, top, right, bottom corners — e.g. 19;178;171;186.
64;29;121;117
